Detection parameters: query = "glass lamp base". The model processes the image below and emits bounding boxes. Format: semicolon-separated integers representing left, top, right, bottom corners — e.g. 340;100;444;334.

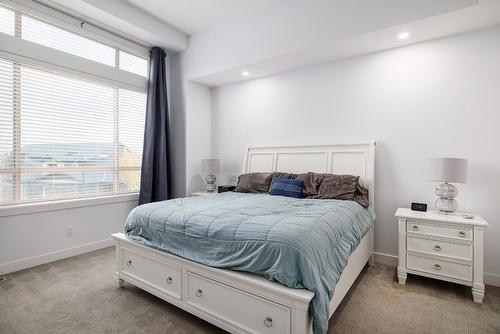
205;174;217;192
436;182;458;198
435;182;458;214
435;198;458;214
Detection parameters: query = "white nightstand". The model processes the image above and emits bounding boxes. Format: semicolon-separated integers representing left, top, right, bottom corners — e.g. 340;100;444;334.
191;191;218;197
395;208;488;303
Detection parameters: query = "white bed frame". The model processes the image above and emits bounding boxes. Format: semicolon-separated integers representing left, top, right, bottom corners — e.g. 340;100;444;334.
112;141;376;334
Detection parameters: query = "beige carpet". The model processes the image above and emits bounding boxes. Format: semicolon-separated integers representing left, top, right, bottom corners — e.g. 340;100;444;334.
0;248;499;334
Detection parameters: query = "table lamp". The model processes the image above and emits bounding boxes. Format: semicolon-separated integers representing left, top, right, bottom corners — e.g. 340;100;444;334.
428;157;467;214
202;159;221;192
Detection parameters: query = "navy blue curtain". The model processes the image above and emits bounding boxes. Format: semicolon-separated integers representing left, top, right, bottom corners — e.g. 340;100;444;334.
138;47;171;204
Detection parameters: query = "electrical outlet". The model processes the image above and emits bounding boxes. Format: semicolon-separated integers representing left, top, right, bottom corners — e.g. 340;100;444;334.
66;226;74;237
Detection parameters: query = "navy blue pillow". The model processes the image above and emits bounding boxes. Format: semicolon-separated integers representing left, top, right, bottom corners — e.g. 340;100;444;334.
270;178;304;198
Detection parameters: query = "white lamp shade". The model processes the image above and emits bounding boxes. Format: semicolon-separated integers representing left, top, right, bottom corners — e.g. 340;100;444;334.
428;157;467;183
202;159;221;174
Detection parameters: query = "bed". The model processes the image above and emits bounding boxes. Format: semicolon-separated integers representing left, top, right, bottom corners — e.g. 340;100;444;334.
112;142;376;334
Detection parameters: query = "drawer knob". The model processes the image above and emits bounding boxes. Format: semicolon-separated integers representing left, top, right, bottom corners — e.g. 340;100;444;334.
433;264;442;271
411;225;419;231
458;231;466;238
126;260;132;267
264;316;273;327
195;289;203;297
433;245;442;251
166;277;173;284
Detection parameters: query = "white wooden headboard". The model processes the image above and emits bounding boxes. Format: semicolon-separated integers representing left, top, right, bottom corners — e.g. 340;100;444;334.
243;141;376;207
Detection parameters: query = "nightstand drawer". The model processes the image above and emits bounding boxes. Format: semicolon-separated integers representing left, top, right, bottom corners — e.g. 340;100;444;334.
407;221;472;241
407;254;472;282
407;236;472;261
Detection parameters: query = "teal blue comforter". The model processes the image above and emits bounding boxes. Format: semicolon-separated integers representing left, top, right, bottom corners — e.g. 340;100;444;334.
125;192;375;334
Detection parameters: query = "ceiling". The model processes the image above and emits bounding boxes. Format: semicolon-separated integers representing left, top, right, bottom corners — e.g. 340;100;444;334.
39;0;500;87
124;0;284;35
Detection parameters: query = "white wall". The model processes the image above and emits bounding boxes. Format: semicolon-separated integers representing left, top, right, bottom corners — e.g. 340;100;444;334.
0;199;136;274
169;53;187;198
170;51;213;197
211;26;500;283
183;81;212;195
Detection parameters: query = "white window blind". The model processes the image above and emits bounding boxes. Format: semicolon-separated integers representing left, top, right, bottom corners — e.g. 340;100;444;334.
0;2;151;206
21;15;117;67
0;5;14;35
0;58;146;205
0;3;148;77
119;50;148;77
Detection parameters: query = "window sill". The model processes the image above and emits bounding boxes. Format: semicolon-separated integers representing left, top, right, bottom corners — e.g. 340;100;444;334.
0;193;139;218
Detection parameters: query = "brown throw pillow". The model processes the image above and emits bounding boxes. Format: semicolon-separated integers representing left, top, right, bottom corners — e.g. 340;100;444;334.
234;172;273;193
354;183;370;208
315;174;359;200
270;172;322;197
271;172;295;180
296;172;323;197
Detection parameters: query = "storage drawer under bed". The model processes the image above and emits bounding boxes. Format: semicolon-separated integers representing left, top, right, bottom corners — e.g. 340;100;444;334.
121;249;182;299
186;271;291;334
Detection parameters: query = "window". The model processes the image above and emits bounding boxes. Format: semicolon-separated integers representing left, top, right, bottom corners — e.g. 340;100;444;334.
0;3;149;206
119;50;149;77
0;4;148;77
22;15;116;67
0;58;146;205
0;5;14;35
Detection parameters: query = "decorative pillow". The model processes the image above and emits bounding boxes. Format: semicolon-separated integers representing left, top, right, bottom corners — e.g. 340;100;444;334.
270;178;304;198
315;174;359;200
270;172;322;197
234;172;273;193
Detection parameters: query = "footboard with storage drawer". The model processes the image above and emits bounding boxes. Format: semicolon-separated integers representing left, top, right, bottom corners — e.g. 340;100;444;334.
112;226;374;334
112;232;315;334
395;208;488;303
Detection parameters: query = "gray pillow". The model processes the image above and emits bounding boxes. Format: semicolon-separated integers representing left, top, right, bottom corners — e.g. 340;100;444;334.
234;172;273;193
296;172;323;197
315;174;359;200
354;183;370;208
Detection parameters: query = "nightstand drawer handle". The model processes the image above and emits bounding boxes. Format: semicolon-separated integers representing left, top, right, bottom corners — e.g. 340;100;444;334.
166;277;173;284
458;231;466;238
126;260;132;267
433;264;442;271
433;245;442;251
195;289;203;297
411;225;419;231
264;316;273;327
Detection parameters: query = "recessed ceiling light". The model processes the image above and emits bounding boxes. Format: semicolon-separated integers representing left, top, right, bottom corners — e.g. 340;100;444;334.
241;71;250;77
398;32;410;40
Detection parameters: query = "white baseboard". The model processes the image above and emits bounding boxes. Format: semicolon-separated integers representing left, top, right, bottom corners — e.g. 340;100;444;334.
2;243;499;288
373;251;500;287
374;251;398;266
0;238;114;275
484;273;500;287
